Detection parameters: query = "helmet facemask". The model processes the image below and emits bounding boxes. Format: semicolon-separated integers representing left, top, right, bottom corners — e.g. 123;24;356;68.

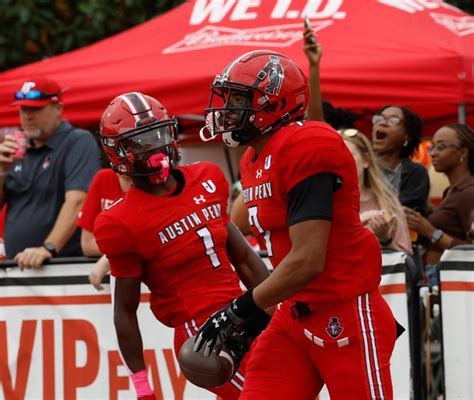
202;78;268;147
102;117;179;184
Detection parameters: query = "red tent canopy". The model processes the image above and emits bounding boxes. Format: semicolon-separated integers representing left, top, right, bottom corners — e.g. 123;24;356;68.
0;0;473;137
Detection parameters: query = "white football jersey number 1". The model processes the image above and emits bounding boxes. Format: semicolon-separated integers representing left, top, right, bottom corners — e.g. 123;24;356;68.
196;227;221;268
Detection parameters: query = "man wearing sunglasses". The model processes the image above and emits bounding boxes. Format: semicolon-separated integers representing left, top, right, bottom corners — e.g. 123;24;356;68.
0;76;101;269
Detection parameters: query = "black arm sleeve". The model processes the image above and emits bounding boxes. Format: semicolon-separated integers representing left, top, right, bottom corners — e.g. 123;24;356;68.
287;172;342;226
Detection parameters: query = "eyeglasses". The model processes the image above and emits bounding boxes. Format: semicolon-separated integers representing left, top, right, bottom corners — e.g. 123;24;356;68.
372;114;403;127
427;143;462;154
14;90;58;100
338;128;360;137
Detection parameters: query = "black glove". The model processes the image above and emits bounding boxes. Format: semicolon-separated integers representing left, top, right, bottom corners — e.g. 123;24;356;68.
194;290;262;357
224;329;253;372
225;308;272;373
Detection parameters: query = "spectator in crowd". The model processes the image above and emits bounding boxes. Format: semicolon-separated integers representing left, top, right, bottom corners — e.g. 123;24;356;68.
196;50;397;399
372;105;430;214
341;129;412;254
0;76;101;269
76;168;132;290
404;123;474;264
304;22;357;130
94;92;270;400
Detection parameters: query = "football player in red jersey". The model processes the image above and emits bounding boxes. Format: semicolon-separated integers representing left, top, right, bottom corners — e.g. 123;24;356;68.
196;51;398;399
93;92;270;400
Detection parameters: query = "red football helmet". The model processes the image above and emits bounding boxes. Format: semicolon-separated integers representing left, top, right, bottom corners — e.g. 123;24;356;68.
99;92;180;184
200;50;309;147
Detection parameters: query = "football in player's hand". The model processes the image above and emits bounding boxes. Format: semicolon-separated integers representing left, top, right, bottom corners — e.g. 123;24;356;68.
178;335;234;388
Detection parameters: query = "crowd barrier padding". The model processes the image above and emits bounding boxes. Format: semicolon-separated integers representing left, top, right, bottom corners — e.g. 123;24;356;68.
439;245;474;400
0;260;216;400
379;250;412;400
2;246;467;400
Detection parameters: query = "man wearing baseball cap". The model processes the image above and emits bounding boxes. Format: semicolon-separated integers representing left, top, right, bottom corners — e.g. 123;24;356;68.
0;76;101;269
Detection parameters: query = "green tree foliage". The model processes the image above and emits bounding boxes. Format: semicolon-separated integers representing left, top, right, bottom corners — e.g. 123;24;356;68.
0;0;472;72
0;0;185;71
449;0;474;14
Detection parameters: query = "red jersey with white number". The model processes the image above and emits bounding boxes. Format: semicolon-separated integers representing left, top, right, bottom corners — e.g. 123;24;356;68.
77;169;124;231
240;121;381;305
94;162;242;327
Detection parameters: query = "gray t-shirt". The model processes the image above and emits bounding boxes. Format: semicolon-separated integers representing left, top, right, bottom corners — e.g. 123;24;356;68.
382;158;430;214
4;120;101;258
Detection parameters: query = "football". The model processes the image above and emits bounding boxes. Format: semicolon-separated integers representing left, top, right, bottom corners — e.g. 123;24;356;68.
178;335;234;388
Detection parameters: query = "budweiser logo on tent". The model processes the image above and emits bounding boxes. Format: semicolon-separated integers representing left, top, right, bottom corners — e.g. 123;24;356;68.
430;13;474;36
163;22;333;54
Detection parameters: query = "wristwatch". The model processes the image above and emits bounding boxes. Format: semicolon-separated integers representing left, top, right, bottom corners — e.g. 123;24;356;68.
430;229;443;244
42;242;57;257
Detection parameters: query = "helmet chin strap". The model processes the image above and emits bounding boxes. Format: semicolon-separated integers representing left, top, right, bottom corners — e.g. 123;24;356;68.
261;104;304;135
222;131;240;148
146;153;171;184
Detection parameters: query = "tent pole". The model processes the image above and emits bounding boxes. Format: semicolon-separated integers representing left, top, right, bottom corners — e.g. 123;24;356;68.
457;103;466;124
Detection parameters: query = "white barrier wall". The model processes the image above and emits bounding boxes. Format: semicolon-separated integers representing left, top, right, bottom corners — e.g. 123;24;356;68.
379;251;411;400
439;246;474;400
0;252;415;400
0;263;216;400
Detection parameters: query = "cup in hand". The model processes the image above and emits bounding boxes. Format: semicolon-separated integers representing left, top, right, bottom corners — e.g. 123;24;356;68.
409;229;418;243
11;131;28;159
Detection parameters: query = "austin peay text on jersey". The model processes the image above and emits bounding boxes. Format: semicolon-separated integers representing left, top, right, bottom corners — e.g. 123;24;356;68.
157;203;222;244
242;182;273;204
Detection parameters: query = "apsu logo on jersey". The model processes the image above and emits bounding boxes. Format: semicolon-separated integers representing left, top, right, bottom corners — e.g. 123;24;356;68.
325;317;344;339
257;56;284;96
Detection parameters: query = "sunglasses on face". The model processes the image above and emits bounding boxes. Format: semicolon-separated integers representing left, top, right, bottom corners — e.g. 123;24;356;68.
427;143;462;154
14;90;58;100
372;114;403;127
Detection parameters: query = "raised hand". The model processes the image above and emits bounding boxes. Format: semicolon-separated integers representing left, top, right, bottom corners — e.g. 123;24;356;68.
303;26;322;66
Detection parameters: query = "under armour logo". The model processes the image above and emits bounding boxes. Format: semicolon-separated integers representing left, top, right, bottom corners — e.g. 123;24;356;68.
256;169;262;178
194;195;206;204
212;312;227;328
14;164;22;172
